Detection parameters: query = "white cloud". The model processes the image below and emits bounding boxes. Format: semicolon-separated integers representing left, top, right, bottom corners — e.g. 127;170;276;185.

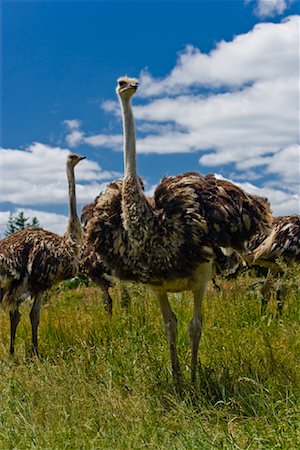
63;115;123;149
248;0;297;18
236;144;300;191
64;120;84;147
64;119;81;130
0;142;118;206
84;134;123;148
66;130;85;147
137;15;299;96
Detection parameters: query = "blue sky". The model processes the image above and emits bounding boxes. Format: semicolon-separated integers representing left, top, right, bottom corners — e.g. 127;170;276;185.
1;0;299;235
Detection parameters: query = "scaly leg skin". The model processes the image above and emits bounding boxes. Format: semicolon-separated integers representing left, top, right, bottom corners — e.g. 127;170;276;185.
9;307;21;355
189;262;212;384
260;269;272;315
101;287;113;317
120;284;131;310
30;293;43;357
156;292;181;381
276;284;287;316
95;278;113;317
211;277;221;293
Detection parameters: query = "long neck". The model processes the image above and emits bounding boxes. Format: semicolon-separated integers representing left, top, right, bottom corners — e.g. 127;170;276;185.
119;94;155;244
120;96;137;179
67;164;77;218
65;164;82;255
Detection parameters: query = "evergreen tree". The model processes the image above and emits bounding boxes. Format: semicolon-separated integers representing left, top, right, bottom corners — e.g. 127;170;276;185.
5;213;17;236
4;212;40;236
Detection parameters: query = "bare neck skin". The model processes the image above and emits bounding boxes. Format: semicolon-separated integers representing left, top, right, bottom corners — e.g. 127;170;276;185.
65;163;82;254
120;95;138;180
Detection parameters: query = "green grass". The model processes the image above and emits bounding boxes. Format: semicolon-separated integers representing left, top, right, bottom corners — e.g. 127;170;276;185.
0;271;299;449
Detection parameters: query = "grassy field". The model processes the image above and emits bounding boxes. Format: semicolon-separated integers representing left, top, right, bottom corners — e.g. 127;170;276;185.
0;270;299;449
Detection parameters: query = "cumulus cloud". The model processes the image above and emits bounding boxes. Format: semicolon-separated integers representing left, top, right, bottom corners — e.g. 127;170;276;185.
63;117;123;149
247;0;297;18
137;15;299;96
0;142;119;206
64;119;81;130
236;144;300;191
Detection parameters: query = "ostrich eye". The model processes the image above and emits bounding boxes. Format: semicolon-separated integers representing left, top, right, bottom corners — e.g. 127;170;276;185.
118;80;127;88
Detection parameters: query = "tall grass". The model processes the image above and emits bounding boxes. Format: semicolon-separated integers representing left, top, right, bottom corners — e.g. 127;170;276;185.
0;269;299;449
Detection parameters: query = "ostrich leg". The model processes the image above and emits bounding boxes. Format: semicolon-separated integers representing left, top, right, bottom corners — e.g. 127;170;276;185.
156;292;181;380
95;279;113;317
100;286;113;317
260;269;273;314
276;284;287;315
189;261;212;383
30;293;43;356
9;307;21;355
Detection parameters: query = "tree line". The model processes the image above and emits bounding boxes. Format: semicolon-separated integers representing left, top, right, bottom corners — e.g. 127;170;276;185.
3;211;40;237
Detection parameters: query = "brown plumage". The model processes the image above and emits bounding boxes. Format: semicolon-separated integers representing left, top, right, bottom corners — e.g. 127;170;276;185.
249;215;300;313
253;215;300;264
89;172;270;283
80;201;115;316
211;247;244;291
86;77;272;382
80;181;134;316
0;153;85;355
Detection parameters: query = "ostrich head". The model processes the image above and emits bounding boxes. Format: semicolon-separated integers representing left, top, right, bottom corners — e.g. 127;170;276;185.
116;76;139;99
67;153;86;168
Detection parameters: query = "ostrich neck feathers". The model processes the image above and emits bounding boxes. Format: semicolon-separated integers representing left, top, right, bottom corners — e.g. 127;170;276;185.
64;162;82;256
119;93;159;245
120;96;137;179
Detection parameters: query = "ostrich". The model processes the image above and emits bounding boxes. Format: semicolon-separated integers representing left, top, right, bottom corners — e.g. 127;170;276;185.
86;77;272;382
0;153;85;356
249;215;300;313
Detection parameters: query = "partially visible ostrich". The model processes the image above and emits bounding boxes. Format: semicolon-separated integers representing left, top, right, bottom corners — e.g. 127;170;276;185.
249;215;300;313
86;77;272;382
0;153;85;355
211;247;245;292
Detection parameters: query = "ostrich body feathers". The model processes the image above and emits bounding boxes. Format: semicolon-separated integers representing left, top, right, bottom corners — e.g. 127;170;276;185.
86;172;272;286
0;227;79;308
253;215;300;264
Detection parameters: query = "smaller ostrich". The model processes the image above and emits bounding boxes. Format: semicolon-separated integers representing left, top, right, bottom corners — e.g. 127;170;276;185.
0;153;85;355
249;215;300;313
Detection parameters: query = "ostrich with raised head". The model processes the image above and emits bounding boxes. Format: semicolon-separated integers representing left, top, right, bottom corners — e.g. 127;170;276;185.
86;77;272;382
0;153;85;356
